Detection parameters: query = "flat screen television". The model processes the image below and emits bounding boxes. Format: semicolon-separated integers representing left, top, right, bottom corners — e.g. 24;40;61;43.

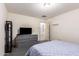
20;28;32;35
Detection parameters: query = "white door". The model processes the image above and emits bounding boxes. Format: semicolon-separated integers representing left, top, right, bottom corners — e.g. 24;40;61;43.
39;23;49;41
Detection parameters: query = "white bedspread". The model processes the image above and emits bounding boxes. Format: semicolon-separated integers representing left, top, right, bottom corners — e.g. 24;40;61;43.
26;40;79;56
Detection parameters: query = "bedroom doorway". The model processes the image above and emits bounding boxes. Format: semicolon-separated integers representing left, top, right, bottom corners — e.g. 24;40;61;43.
39;23;49;41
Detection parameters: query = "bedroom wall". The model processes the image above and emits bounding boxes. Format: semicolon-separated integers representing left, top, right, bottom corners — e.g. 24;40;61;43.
0;4;7;55
48;9;79;43
7;12;46;41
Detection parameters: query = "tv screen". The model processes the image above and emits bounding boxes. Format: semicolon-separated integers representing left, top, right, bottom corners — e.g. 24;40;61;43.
20;28;32;35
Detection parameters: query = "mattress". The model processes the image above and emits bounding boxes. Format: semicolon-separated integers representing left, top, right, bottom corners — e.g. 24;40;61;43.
25;40;79;56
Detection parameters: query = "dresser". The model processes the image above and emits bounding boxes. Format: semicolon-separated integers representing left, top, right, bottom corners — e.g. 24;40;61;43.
15;34;38;49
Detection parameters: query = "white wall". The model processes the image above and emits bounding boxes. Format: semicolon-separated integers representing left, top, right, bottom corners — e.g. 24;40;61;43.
0;4;7;56
7;13;50;41
7;12;41;40
48;9;79;43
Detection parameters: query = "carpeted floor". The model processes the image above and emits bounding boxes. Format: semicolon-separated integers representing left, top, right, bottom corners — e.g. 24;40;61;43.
5;47;28;56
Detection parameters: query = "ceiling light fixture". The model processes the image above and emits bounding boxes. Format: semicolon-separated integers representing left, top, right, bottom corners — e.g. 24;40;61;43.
43;3;51;7
39;3;56;10
42;15;47;17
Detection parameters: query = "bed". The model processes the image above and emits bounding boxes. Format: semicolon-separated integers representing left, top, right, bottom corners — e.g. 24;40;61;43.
25;40;79;56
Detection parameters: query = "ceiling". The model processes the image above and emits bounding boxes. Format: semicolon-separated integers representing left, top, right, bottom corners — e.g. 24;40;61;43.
5;3;79;19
